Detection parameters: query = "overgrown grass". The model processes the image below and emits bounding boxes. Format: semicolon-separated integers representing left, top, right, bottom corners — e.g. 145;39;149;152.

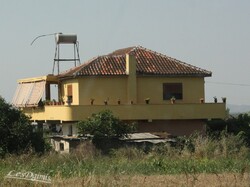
1;133;250;186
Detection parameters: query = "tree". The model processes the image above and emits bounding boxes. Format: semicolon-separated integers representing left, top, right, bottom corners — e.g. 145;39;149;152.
0;96;46;157
207;113;250;145
77;110;136;152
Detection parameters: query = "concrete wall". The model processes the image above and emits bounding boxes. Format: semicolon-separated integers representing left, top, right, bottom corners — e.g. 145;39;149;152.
51;138;70;153
59;52;205;105
137;119;206;136
20;55;224;137
61;76;205;105
51;119;205;137
61;79;79;105
137;76;205;104
24;103;226;121
62;123;78;136
77;77;127;105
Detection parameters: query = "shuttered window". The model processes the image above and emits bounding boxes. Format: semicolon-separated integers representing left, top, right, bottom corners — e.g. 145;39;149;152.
67;85;72;96
67;84;73;103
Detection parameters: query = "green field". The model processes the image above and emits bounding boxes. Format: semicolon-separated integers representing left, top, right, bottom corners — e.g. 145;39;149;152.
1;134;250;186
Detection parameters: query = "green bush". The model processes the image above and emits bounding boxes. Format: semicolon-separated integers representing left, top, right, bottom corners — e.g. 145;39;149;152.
0;96;47;157
77;110;136;153
207;113;250;145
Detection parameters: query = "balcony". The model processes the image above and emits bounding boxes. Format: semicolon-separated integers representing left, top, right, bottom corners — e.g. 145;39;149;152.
22;102;226;122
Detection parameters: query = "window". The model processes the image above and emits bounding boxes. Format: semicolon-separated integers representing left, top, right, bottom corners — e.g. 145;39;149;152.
60;142;64;151
163;83;183;100
68;124;73;136
67;85;73;103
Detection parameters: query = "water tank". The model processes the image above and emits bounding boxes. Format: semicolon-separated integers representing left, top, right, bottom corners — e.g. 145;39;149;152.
56;34;77;44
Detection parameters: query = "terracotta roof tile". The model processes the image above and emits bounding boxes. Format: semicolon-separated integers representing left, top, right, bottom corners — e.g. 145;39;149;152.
59;46;211;78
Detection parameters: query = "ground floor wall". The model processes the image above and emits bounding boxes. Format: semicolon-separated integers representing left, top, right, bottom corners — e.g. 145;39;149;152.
48;119;206;153
136;119;206;136
51;138;70;153
51;138;81;153
40;119;206;138
58;119;206;137
62;123;78;136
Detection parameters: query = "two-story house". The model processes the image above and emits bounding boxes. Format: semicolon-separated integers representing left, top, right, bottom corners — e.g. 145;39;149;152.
12;46;226;152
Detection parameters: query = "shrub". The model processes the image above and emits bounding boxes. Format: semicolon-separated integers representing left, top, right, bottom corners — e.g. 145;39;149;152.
207;113;250;145
0;96;47;156
77;110;136;153
173;132;249;159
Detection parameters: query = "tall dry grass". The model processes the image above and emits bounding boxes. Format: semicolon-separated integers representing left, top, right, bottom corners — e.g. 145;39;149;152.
1;133;250;186
2;173;250;187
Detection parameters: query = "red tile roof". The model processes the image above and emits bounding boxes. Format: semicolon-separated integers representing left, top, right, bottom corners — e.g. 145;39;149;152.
59;46;211;78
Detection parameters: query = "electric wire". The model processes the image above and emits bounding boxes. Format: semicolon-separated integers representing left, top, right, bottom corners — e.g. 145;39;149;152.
206;81;250;87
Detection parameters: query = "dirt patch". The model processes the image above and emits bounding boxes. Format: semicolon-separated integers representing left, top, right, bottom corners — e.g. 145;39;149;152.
53;173;250;186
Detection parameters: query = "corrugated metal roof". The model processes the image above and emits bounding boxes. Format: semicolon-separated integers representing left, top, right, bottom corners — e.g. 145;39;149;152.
123;133;175;144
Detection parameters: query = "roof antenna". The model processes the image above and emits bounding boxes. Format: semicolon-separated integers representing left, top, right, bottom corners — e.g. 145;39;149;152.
30;32;62;45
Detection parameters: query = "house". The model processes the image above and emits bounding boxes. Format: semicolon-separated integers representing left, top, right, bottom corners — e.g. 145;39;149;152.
12;46;226;152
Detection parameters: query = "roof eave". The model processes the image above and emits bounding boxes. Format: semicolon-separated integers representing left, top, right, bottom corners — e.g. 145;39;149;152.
18;74;59;83
58;73;211;80
136;72;212;77
59;74;128;80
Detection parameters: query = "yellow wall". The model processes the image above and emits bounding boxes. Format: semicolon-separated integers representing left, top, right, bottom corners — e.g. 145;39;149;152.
23;103;226;122
60;52;205;106
61;79;79;105
17;58;223;137
61;76;205;106
137;76;205;104
126;54;137;103
76;77;127;105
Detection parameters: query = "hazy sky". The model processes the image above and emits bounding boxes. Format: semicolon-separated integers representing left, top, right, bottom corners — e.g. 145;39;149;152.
1;0;250;105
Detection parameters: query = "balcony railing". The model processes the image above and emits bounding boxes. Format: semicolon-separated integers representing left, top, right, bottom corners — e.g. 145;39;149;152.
23;102;226;122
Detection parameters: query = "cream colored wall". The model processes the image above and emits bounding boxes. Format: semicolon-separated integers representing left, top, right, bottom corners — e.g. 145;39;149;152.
62;123;78;136
62;140;70;153
126;54;137;103
24;103;226;121
61;76;204;105
61;79;79;105
50;139;60;152
137;76;205;104
77;77;127;105
50;139;69;153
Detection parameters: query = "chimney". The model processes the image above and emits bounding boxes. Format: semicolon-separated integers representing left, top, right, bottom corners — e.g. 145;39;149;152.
126;53;136;75
126;53;137;103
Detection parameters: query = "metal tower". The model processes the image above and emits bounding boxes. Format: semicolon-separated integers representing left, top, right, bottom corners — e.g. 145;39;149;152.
53;33;80;75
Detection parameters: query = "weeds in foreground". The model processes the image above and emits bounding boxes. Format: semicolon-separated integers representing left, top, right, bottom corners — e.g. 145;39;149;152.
0;133;250;185
2;173;250;187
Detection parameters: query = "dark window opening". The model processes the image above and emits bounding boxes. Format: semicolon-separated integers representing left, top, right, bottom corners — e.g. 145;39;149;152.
60;142;64;151
67;85;73;103
68;125;73;136
163;83;183;100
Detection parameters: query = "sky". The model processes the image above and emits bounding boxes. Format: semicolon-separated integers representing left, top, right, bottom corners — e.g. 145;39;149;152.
0;0;250;105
